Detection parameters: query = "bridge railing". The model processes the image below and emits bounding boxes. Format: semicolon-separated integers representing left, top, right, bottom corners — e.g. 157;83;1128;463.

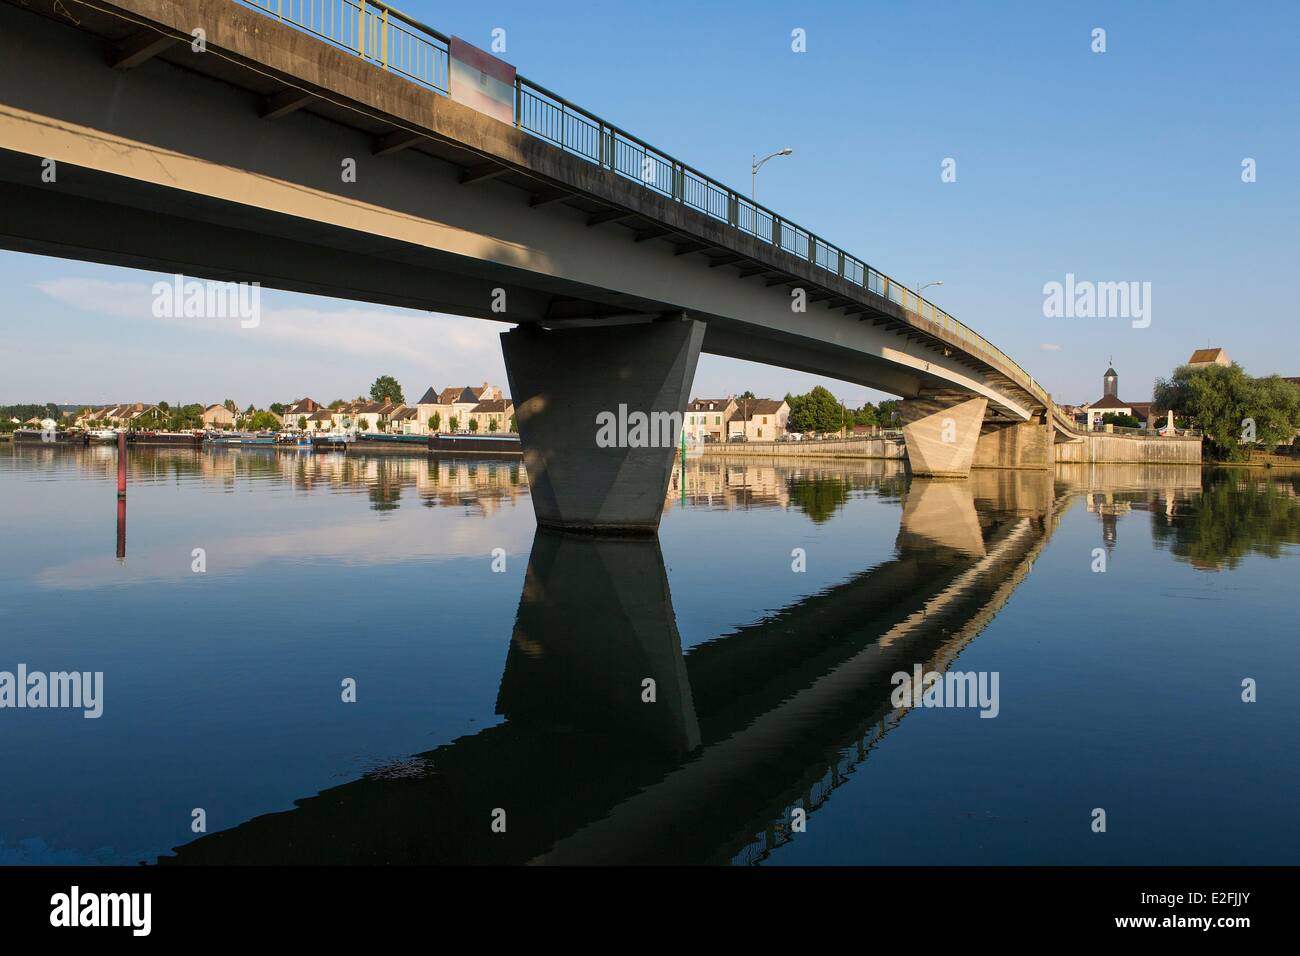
236;0;1055;412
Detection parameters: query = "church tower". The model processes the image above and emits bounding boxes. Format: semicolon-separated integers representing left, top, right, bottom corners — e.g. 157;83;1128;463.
1103;361;1118;399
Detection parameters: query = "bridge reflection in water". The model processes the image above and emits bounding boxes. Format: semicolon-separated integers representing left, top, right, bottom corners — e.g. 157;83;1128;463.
158;466;1201;865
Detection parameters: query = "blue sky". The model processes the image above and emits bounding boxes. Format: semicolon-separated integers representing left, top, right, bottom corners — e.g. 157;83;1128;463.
1;0;1296;408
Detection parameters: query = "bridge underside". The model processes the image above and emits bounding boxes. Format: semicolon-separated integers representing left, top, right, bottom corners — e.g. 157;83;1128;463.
0;0;1064;532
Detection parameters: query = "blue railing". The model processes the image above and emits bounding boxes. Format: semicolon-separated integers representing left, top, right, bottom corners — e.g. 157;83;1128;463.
236;0;1054;411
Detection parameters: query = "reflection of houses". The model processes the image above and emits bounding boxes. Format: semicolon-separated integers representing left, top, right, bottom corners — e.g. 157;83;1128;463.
727;398;789;441
685;398;736;443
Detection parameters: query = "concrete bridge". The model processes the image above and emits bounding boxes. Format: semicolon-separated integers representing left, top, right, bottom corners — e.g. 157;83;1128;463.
0;0;1082;533
159;469;1070;865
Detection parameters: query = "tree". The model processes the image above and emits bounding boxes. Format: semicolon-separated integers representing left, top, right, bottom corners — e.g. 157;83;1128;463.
249;410;281;431
429;411;441;433
1101;412;1140;429
369;375;404;405
468;418;479;433
270;402;286;416
449;416;460;432
876;400;901;429
298;416;307;430
223;399;237;414
787;386;842;434
488;418;499;433
328;399;346;411
1155;363;1300;460
509;415;517;433
737;390;756;401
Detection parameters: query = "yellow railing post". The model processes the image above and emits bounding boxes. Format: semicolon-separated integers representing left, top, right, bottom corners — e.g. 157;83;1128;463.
382;7;389;68
358;0;366;57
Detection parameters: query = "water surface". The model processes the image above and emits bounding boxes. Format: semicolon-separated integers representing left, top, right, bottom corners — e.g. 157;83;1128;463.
0;445;1295;864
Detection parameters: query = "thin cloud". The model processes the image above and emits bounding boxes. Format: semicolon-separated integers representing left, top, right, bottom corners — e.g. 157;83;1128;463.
1039;343;1062;351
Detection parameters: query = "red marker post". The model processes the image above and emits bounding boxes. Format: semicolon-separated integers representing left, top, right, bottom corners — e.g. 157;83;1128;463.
116;430;127;498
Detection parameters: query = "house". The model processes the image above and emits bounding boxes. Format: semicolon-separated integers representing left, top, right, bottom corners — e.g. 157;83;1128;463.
202;404;236;430
428;384;506;432
1188;347;1230;368
352;401;394;432
684;398;737;443
467;398;514;433
281;397;322;429
727;398;790;440
389;406;421;434
1081;364;1148;429
306;409;334;431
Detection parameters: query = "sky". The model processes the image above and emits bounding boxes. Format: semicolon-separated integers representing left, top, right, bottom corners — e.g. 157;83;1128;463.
1;0;1296;409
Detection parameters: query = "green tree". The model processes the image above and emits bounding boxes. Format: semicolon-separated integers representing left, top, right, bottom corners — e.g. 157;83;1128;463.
298;416;308;430
1101;412;1140;429
737;390;756;401
509;415;517;433
876;400;901;428
787;386;842;434
488;418;499;433
249;410;281;431
369;375;405;405
223;399;237;414
429;411;441;433
449;416;460;432
1155;364;1300;461
468;418;479;433
328;399;346;410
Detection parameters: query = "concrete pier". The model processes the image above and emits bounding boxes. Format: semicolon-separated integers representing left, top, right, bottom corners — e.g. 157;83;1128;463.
501;319;705;535
899;396;988;478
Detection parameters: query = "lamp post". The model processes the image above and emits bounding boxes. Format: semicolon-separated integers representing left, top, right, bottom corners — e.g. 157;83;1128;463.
751;148;794;201
917;280;944;297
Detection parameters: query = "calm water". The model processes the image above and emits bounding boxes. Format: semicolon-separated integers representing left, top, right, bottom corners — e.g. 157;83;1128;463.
0;444;1296;865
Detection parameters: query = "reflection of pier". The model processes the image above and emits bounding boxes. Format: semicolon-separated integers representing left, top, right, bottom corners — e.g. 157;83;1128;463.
161;470;1068;865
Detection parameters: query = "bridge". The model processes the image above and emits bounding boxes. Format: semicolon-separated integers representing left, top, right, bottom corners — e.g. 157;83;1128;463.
0;0;1082;533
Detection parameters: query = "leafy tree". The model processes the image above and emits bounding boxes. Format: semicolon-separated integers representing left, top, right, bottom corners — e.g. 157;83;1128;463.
1101;412;1140;429
876;400;901;428
509;415;517;433
369;375;405;405
429;411;441;433
787;386;842;434
249;410;281;431
1155;364;1300;461
328;399;346;410
269;402;286;416
223;399;237;414
298;416;307;430
469;418;479;433
449;416;460;432
488;418;499;433
737;390;756;401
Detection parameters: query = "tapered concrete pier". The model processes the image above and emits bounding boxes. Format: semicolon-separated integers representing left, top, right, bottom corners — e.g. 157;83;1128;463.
501;319;705;535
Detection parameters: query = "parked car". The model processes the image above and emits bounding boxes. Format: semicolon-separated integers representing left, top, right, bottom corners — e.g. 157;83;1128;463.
728;434;748;443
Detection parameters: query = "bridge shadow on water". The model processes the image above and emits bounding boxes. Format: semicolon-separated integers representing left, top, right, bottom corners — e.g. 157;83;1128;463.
157;471;1073;865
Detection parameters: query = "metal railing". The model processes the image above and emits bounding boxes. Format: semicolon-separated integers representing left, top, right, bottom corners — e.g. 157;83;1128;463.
236;0;1055;412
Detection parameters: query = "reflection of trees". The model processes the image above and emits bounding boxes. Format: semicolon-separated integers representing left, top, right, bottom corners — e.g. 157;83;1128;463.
1151;471;1300;570
786;476;851;523
367;461;403;512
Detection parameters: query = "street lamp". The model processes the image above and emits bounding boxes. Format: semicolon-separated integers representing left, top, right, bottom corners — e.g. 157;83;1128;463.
751;148;794;201
917;280;944;297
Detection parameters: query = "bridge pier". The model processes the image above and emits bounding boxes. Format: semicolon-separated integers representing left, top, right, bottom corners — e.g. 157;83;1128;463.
501;318;704;535
972;416;1053;471
899;396;988;478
